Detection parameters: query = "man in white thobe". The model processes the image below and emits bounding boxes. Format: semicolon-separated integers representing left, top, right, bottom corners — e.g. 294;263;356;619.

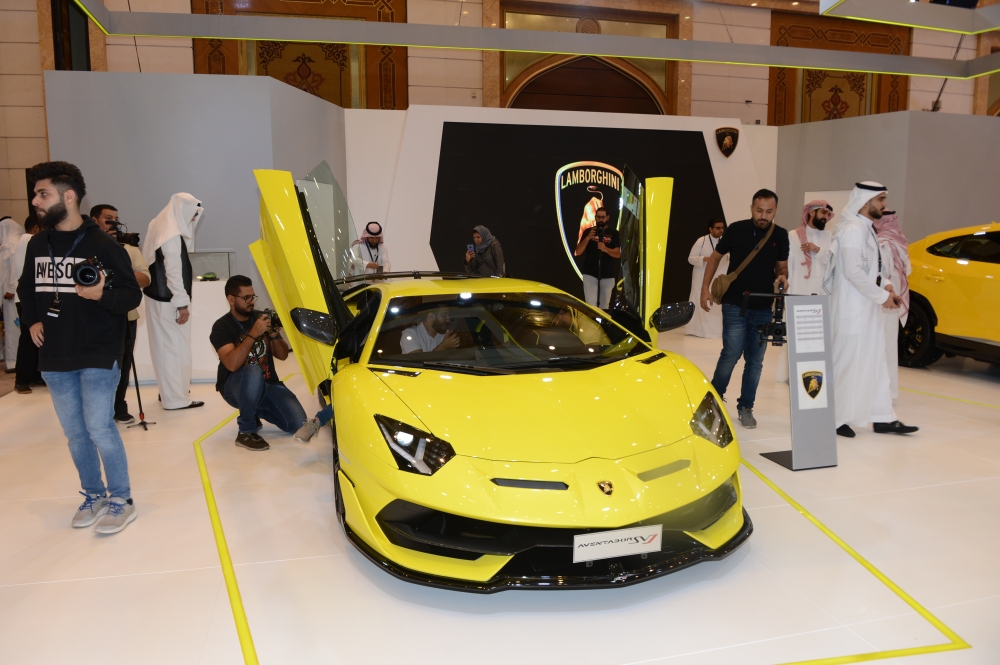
874;211;911;400
0;217;24;371
685;218;728;338
777;201;833;382
824;182;917;438
142;193;204;410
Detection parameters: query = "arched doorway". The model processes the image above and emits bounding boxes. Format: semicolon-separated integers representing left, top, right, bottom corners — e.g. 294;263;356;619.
506;56;666;115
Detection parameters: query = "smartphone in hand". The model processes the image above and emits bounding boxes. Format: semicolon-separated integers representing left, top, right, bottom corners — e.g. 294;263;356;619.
467;244;475;253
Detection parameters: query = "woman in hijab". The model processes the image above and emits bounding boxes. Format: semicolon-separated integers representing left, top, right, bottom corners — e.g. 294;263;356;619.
464;225;506;277
1;216;25;371
351;221;391;275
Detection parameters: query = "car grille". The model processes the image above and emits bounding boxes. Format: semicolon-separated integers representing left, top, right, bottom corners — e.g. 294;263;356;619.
376;475;737;561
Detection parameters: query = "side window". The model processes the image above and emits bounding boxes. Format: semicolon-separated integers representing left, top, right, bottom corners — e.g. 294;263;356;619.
927;236;965;259
960;233;1000;264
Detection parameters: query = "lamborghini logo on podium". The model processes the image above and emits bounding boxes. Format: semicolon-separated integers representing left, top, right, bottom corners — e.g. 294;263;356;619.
802;371;824;399
555;161;623;280
716;127;739;158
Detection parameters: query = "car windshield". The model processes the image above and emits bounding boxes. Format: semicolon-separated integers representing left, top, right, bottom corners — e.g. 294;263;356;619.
369;292;650;373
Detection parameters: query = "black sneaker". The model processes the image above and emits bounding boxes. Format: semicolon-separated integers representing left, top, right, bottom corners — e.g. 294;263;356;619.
236;432;269;451
873;421;919;435
15;384;32;394
115;413;136;425
837;424;856;438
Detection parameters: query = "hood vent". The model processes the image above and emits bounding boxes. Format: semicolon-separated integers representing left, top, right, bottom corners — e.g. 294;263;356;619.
492;479;569;491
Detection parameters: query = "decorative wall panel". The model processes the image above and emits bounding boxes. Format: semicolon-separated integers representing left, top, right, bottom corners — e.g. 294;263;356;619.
768;12;909;126
191;0;407;109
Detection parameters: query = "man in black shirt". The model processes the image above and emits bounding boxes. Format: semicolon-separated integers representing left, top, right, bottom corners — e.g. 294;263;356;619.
699;189;789;429
575;207;620;309
209;275;307;451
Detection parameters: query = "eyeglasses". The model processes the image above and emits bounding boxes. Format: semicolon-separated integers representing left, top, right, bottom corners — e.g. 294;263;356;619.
236;295;258;304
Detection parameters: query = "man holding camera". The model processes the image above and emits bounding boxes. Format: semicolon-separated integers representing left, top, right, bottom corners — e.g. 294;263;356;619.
18;162;142;533
574;206;621;309
700;189;790;429
210;275;307;451
92;204;151;423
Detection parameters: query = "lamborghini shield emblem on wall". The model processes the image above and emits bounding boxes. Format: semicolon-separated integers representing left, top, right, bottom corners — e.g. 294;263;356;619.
802;371;824;399
715;128;739;158
555;161;623;280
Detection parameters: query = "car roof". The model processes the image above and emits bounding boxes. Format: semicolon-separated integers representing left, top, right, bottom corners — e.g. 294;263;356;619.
353;276;569;299
914;221;1000;247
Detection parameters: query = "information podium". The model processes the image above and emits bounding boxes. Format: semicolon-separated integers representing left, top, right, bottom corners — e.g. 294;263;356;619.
760;294;838;471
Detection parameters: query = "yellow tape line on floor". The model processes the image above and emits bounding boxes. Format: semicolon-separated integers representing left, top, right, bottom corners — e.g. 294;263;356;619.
900;386;1000;411
740;458;970;665
192;372;298;665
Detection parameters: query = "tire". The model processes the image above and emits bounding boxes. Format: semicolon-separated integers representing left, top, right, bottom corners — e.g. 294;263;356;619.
899;298;943;368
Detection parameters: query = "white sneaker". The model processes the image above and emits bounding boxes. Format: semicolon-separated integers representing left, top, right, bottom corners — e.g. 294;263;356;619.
95;497;137;534
72;492;110;528
294;418;322;443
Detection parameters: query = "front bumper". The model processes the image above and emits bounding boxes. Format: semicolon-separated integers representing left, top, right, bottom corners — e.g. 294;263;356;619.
343;507;752;593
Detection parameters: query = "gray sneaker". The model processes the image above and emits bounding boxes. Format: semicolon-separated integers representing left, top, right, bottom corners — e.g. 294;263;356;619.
95;497;137;534
72;492;110;528
294;418;321;443
737;407;757;429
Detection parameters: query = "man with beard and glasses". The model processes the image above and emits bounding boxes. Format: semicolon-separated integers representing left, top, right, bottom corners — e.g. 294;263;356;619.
824;182;917;438
209;275;307;451
776;200;834;383
91;204;151;423
700;189;789;429
17;161;142;534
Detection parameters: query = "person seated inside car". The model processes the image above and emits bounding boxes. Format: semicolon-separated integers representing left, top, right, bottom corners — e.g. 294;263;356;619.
552;307;610;346
400;310;461;354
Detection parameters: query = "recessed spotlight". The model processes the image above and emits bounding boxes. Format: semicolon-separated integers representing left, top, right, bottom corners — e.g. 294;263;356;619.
530;300;541;306
459;292;472;299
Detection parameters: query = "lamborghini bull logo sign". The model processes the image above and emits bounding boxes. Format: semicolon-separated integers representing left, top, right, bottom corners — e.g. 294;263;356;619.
715;127;739;158
802;371;824;399
555;161;623;280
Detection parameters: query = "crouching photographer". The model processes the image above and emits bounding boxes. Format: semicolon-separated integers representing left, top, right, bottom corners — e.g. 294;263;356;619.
210;275;307;452
18;162;143;534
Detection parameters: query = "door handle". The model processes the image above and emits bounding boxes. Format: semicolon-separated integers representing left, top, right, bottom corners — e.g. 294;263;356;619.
925;275;945;282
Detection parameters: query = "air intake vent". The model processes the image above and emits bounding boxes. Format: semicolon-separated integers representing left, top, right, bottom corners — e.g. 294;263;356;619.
491;479;569;490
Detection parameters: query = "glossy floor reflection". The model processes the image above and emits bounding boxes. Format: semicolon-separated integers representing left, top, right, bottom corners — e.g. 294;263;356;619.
1;334;998;664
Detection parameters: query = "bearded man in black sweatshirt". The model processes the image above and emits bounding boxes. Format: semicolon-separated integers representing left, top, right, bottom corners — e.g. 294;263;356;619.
18;162;143;534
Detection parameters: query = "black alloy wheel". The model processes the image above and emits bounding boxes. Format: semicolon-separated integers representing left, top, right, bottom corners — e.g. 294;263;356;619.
899;299;943;368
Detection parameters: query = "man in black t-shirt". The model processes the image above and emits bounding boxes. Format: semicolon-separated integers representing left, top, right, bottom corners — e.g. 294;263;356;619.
209;275;307;451
574;207;620;309
698;190;790;429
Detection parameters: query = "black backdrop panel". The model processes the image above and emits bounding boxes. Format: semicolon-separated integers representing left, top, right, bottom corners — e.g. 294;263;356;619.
429;122;727;305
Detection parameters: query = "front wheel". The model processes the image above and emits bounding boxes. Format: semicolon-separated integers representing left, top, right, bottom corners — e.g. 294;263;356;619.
899;299;942;368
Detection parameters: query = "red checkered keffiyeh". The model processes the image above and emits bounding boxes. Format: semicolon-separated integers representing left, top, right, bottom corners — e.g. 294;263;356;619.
874;212;909;321
797;200;831;279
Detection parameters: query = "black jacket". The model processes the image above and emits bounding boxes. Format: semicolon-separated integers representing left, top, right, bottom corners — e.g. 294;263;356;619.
17;217;143;372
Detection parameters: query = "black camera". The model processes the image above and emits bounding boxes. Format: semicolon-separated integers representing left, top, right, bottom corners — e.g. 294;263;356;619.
259;308;282;331
741;286;787;347
73;257;112;287
109;221;140;247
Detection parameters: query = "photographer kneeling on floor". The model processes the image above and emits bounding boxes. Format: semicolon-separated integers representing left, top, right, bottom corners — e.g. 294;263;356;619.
210;275;307;451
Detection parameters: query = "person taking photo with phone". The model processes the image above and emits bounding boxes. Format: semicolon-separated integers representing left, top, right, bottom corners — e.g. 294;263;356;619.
18;161;143;534
464;225;505;277
575;206;620;309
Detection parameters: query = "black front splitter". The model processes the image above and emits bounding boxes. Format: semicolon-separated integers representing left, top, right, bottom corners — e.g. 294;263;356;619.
343;509;752;593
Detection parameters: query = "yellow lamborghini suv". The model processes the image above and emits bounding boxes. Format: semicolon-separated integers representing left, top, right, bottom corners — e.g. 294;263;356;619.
902;222;1000;367
249;163;751;592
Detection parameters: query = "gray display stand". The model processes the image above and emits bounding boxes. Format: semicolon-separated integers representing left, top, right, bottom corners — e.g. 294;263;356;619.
760;294;838;471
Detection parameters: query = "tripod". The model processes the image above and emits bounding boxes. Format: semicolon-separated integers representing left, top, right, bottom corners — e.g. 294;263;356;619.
123;321;155;430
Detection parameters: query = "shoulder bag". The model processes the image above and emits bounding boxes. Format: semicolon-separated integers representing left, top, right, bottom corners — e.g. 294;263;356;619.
709;222;775;304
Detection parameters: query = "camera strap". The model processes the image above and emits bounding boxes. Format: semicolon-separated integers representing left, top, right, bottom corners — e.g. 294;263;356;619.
45;229;87;317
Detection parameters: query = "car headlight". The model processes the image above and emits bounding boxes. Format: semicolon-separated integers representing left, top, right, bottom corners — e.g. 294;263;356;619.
690;392;733;448
374;415;456;475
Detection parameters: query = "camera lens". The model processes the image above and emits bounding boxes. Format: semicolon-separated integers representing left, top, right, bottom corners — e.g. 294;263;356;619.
74;264;100;287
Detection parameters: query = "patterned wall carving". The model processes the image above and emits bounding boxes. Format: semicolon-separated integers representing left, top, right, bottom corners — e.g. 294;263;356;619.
768;12;909;126
191;0;407;110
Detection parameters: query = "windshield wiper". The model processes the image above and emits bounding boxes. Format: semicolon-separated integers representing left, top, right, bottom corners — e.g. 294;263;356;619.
420;361;515;375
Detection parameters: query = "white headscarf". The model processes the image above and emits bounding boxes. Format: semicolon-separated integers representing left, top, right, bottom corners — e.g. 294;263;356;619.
824;182;886;295
0;217;25;293
142;193;203;265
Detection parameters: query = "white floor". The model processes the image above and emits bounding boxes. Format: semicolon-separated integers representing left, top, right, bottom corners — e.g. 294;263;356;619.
1;330;998;665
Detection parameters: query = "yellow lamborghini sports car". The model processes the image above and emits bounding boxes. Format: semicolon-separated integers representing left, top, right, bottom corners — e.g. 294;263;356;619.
902;222;1000;367
250;163;751;592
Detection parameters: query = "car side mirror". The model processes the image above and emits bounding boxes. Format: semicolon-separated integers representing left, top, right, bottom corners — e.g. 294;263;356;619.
650;302;695;332
290;307;338;346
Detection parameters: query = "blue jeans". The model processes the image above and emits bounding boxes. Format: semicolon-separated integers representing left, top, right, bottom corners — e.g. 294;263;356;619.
316;403;333;426
711;304;773;411
43;363;131;500
222;364;307;435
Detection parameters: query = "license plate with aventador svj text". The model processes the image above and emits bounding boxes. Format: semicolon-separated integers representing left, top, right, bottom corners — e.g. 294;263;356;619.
572;525;663;563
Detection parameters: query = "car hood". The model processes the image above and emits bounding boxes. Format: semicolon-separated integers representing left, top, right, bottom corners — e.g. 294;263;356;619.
372;357;696;464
